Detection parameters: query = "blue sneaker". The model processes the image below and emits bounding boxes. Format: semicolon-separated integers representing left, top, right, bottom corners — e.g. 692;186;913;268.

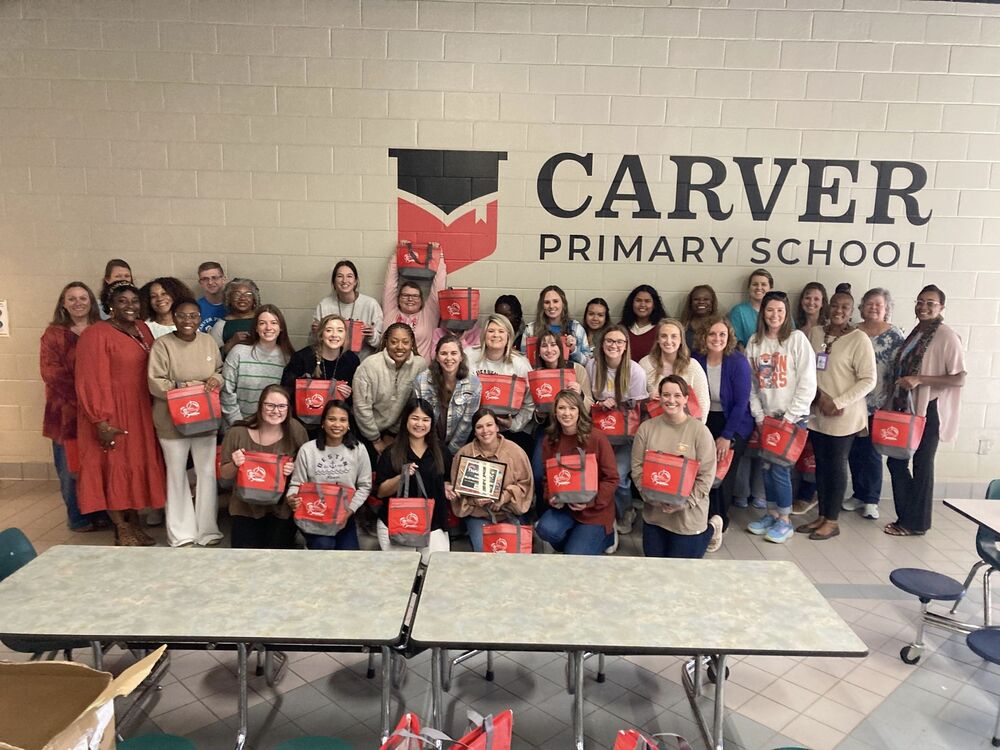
733;497;749;509
765;519;795;544
750;496;767;509
747;514;778;535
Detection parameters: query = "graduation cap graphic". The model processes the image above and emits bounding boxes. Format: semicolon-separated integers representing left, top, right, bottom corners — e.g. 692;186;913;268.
389;149;507;273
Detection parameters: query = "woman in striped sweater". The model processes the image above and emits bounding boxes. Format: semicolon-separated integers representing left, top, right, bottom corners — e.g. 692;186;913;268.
221;304;295;427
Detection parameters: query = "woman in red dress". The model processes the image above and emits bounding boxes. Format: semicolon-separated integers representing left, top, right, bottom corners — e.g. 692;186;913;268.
76;281;166;546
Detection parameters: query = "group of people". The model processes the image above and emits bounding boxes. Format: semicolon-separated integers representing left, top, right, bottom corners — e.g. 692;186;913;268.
39;254;966;561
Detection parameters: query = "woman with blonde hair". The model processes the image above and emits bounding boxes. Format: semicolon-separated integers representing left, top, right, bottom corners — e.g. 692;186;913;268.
640;319;710;424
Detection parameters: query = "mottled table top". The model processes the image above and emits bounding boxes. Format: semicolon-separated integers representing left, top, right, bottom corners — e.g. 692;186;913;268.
945;498;1000;534
411;554;867;657
0;547;420;645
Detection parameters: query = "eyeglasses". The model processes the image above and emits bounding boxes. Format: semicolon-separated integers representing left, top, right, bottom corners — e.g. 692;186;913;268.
262;403;288;412
174;312;200;320
604;338;628;347
915;299;941;307
232;291;254;299
399;293;421;300
199;275;224;283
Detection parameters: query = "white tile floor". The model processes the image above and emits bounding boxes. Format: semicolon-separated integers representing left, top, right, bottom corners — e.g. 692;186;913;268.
3;478;1000;750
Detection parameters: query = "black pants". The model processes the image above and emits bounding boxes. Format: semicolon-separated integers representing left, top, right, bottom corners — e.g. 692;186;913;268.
810;430;854;522
706;411;747;532
230;513;297;549
888;399;940;533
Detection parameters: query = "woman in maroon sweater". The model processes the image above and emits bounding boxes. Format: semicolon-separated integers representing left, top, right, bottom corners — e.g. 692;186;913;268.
536;390;618;555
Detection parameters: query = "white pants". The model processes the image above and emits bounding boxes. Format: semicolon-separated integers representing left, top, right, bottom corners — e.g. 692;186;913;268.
376;521;449;562
159;435;221;547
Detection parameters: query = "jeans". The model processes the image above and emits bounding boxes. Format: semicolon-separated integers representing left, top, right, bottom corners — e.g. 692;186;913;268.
612;442;632;520
535;507;610;555
230;514;296;549
302;517;359;550
888;399;940;533
52;441;92;529
762;463;793;515
810;430;854;522
642;522;713;559
848;420;884;504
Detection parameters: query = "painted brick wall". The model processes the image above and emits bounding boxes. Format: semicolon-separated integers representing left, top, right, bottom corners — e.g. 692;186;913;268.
0;0;997;491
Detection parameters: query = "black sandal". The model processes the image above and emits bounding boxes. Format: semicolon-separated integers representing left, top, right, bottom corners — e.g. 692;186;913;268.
884;522;925;537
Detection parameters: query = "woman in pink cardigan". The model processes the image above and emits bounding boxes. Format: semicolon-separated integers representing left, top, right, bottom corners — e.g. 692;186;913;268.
885;284;966;537
382;254;447;361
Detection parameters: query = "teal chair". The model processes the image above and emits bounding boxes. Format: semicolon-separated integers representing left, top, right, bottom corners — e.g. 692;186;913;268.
117;735;195;750
273;738;354;750
0;527;101;662
949;479;1000;626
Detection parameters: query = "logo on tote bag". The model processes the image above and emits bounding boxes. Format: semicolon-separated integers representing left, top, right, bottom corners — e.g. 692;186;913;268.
490;538;509;553
881;426;900;441
446;302;462;317
179;401;201;419
599;414;619;431
484;385;502;401
389;149;508;273
305;496;327;516
245;466;266;483
650;469;672;487
304;393;325;410
536;383;553;399
765;431;781;447
553;469;572;487
399;512;420;529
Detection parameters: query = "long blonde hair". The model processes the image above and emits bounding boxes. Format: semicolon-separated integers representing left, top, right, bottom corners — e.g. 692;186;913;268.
591;324;632;403
649;319;691;378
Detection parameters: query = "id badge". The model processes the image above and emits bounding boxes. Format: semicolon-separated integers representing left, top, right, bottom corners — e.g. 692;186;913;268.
816;352;829;371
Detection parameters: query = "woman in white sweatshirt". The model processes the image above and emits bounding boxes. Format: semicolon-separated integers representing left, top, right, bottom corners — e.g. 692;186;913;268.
286;400;372;550
745;290;817;544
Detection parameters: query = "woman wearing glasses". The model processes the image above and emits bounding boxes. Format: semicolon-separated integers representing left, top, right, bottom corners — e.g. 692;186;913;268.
382;254;447;360
220;385;307;549
884;285;966;536
211;278;262;356
586;324;648;543
745;290;817;544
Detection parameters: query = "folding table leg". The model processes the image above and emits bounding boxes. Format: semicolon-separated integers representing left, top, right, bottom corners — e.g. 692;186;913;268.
236;643;248;750
430;647;444;732
572;651;585;750
712;654;727;750
380;646;392;743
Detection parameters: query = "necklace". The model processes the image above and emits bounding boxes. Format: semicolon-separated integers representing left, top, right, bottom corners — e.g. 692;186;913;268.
822;323;853;354
336;295;357;321
110;320;150;352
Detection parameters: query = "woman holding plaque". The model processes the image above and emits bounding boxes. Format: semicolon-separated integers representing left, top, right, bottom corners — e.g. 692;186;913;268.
535;390;617;556
286;400;372;550
449;408;534;552
632;375;720;558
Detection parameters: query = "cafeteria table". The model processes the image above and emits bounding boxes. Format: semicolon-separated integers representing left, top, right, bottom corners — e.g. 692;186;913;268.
409;553;867;750
0;546;421;749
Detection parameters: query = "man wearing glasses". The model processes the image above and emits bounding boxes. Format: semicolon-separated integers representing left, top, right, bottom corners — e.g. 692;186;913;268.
196;261;228;333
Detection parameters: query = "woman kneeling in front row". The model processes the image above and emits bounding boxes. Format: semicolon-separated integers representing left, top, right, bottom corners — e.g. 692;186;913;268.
632;375;720;558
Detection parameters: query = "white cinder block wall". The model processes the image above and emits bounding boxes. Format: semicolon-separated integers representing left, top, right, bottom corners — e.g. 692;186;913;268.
0;0;998;492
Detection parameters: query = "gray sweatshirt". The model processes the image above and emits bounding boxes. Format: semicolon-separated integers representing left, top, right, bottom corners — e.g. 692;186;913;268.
288;440;373;512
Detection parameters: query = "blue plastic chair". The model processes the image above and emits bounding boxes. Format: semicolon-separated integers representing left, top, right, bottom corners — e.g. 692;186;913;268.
967;628;1000;747
949;479;1000;625
0;528;100;661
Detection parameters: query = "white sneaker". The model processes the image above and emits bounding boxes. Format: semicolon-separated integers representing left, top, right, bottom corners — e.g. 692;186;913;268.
706;515;724;553
604;528;619;554
863;504;880;520
615;507;636;534
841;497;863;512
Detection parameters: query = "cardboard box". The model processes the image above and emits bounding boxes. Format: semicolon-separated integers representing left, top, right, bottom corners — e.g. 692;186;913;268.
0;646;166;750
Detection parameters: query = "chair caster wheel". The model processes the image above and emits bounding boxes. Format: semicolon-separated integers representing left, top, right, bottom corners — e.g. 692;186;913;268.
596;673;606;683
992;738;1000;748
900;646;921;665
707;663;730;684
366;667;375;679
485;670;494;681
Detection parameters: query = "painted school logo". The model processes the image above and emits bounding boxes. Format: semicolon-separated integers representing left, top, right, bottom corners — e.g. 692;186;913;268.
389;149;508;273
398;512;420;529
179;400;201;419
484;385;503;401
489;538;509;553
649;469;672;487
304;393;325;410
244;466;266;483
552;469;572;487
880;425;900;442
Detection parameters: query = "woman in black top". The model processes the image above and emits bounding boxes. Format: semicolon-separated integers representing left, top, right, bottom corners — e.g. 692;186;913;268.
374;396;452;554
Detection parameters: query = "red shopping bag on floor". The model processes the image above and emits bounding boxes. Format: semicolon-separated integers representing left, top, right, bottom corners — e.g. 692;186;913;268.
342;318;366;353
387;468;435;547
452;709;513;750
380;712;424;749
293;482;354;536
439;287;480;330
746;428;761;458
613;729;693;750
758;416;807;467
526;368;576;413
479;373;527;415
166;385;222;436
872;408;926;460
545;448;599;506
591;403;641;445
482;516;533;554
397;240;441;281
294;378;348;424
640;451;700;507
524;335;570;367
235;452;292;505
795;439;816;482
713;447;734;488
